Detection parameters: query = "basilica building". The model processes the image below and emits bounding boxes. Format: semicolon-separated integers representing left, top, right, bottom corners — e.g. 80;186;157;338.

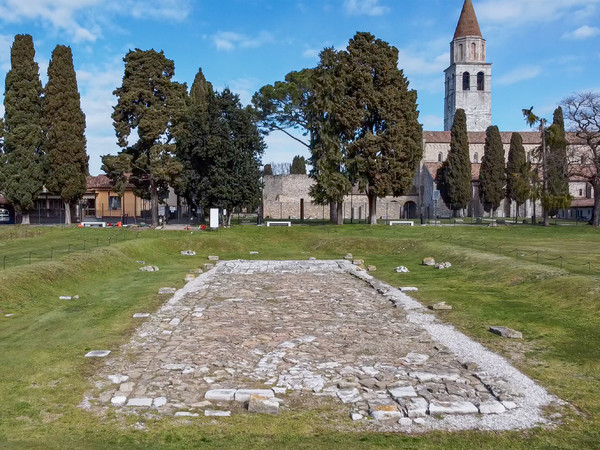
262;0;594;222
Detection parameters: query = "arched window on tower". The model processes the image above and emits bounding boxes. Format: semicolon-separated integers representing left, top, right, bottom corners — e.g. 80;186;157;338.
463;72;470;91
438;152;443;162
471;42;477;60
459;44;463;61
473;153;479;163
477;72;485;91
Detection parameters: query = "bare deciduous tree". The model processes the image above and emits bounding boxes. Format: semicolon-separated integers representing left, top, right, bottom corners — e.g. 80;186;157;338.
562;92;600;226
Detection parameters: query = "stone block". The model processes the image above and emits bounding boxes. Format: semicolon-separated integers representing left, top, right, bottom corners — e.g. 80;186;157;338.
133;313;150;318
181;250;196;256
398;417;412;427
429;302;452;310
205;389;236;401
85;350;111;358
429;400;478;415
353;259;364;266
478;401;506;414
422;257;435;266
185;274;196;282
204;410;231;417
203;263;214;271
400;287;418;292
389;385;417;399
110;396;127;405
366;265;377;272
175;411;199;417
139;266;159;272
344;253;353;260
489;326;522;339
350;412;363;421
406;397;429;418
127;398;153;407
395;266;410;273
248;394;279;414
158;287;177;294
190;268;203;274
108;374;129;384
369;405;402;421
234;389;274;402
153;397;167;407
208;255;219;261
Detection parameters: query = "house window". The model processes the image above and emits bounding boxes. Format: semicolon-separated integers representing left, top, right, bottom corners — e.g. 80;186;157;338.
477;72;484;91
438;152;443;162
463;72;470;91
580;189;583;197
473;153;479;163
109;196;121;210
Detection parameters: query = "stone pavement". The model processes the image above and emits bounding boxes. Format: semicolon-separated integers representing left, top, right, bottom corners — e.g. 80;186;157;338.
86;260;559;432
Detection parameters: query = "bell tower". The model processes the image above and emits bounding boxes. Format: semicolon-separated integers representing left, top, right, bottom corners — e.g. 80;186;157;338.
444;0;492;131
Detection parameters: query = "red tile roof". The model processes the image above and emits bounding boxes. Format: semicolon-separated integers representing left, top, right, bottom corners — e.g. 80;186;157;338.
454;0;482;39
423;131;582;145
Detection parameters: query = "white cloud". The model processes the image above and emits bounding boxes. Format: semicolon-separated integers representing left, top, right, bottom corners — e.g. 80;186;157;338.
343;0;389;16
0;0;191;43
76;57;125;174
477;0;600;27
302;48;319;59
562;25;600;40
397;50;448;76
212;31;274;52
496;65;543;86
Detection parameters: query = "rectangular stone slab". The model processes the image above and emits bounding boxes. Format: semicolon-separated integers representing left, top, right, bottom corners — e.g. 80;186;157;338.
490;326;523;339
205;389;236;401
234;389;274;402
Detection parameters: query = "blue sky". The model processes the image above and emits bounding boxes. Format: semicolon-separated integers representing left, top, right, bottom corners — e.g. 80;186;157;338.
0;0;598;175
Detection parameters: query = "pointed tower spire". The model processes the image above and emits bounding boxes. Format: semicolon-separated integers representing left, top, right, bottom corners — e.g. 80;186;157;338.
453;0;482;39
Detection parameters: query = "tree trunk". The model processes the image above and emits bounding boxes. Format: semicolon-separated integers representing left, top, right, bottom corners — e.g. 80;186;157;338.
336;201;344;225
542;204;549;226
150;178;159;227
64;201;72;225
593;180;600;226
368;194;377;225
21;212;30;225
330;202;338;224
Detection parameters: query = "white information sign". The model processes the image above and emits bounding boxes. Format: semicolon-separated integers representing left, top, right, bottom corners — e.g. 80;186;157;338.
209;208;219;229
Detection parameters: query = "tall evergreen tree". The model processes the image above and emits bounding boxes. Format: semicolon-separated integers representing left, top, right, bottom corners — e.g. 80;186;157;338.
0;34;44;225
479;125;505;216
341;32;423;225
506;132;530;221
44;45;88;224
290;155;306;174
109;49;186;226
196;89;264;225
175;68;214;213
437;109;472;215
545;107;570;215
309;47;351;225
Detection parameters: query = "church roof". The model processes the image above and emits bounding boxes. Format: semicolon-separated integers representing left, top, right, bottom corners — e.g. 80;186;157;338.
453;0;483;39
423;131;582;145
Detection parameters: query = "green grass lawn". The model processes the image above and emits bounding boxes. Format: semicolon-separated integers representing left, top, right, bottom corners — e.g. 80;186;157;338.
0;224;599;449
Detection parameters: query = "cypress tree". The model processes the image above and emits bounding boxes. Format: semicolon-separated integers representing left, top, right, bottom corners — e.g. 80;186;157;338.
175;68;214;213
44;45;88;224
0;34;44;225
437;109;471;215
479;125;505;216
290;155;306;174
110;49;187;226
506;132;530;220
342;33;423;225
545;107;570;215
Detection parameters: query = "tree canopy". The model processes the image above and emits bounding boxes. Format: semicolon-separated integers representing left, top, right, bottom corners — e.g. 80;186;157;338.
0;34;45;224
506;132;530;219
109;48;186;226
290;155;307;174
44;45;88;224
479;125;505;215
545;107;570;215
437;109;471;214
